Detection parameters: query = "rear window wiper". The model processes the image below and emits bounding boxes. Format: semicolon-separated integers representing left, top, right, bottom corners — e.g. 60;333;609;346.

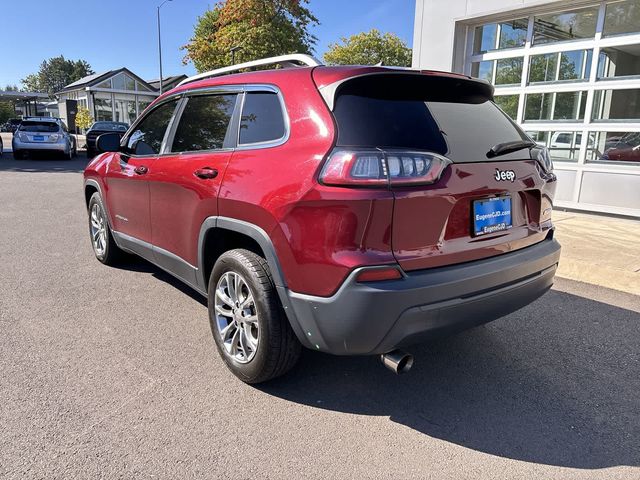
487;140;536;158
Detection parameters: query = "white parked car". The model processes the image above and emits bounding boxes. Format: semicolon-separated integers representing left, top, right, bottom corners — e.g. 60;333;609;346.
11;117;76;160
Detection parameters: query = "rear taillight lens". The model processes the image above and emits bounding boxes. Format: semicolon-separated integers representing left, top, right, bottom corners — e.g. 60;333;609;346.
319;148;451;187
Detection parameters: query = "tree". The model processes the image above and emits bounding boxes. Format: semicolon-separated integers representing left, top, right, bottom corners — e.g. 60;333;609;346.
323;29;412;67
0;102;14;124
21;56;94;96
75;106;94;131
3;84;18;91
182;0;318;72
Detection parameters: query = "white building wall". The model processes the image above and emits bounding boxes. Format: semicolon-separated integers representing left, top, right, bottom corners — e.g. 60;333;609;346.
413;0;571;72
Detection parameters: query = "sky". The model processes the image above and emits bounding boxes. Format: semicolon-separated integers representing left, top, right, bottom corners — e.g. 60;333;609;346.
0;0;416;88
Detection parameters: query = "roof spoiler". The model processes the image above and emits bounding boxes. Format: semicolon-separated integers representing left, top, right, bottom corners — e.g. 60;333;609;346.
317;71;494;110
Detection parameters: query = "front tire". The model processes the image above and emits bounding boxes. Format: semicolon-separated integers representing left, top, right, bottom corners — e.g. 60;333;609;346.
87;192;125;265
208;249;301;384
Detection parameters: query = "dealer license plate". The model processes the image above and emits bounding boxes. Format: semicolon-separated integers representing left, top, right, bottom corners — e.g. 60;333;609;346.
472;196;512;236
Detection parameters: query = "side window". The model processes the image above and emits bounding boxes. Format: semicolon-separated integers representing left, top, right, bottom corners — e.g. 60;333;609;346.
239;91;286;145
127;99;178;155
171;94;237;153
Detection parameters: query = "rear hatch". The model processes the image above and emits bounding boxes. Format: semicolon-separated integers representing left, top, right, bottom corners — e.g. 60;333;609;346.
322;71;555;271
18;121;60;143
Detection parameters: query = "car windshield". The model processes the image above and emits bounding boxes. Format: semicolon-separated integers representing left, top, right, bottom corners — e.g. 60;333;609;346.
19;121;58;133
92;122;128;131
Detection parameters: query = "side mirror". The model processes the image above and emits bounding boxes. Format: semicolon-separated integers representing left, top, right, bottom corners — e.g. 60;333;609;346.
96;132;121;153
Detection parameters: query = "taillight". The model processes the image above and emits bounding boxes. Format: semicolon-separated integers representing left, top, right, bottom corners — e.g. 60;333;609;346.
319;148;451;187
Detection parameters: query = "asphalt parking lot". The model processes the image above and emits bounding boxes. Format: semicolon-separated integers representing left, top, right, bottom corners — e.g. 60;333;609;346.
1;148;639;479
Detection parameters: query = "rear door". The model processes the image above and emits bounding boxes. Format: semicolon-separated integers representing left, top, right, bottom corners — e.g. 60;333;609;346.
331;73;556;271
104;98;179;249
147;90;240;274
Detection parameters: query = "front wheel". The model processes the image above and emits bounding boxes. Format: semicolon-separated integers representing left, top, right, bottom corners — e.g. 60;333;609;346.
87;192;126;265
208;249;301;384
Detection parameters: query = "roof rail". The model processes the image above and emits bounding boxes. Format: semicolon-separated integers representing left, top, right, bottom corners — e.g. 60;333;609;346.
177;54;323;87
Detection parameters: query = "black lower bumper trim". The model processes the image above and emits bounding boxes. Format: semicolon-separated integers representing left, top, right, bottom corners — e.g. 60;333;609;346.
285;236;561;355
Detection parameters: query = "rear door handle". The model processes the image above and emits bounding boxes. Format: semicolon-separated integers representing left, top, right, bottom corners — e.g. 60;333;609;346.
134;165;148;175
194;167;219;179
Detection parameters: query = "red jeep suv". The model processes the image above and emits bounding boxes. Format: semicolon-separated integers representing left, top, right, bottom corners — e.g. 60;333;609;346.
84;55;561;383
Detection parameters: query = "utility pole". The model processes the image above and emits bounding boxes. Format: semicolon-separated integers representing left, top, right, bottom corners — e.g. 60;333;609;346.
157;0;173;94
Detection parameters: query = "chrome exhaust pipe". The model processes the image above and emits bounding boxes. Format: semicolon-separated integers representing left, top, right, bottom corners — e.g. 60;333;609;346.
380;350;414;374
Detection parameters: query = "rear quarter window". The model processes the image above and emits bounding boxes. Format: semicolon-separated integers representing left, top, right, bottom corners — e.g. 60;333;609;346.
239;92;286;145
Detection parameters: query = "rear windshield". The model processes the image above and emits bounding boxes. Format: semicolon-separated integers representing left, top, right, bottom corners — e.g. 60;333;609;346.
19;121;58;133
333;74;530;162
92;122;128;131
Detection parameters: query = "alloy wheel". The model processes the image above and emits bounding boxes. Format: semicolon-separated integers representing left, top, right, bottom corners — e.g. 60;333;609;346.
214;271;259;363
90;203;107;257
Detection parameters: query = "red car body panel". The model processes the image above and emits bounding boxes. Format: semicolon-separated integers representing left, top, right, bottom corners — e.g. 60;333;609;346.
85;65;556;297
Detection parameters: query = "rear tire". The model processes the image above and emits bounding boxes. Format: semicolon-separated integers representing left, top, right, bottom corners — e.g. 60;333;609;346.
87;192;126;265
208;249;301;384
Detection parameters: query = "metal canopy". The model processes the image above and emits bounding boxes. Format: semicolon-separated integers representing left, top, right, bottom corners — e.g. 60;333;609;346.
0;91;50;101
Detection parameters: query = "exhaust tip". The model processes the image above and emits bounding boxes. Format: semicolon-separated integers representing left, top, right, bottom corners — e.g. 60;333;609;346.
380;349;414;374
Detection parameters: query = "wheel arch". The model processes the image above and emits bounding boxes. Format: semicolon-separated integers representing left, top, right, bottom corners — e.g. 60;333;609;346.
197;217;287;290
197;217;309;347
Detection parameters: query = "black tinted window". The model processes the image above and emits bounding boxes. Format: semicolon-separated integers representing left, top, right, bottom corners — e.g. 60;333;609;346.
333;76;529;162
19;121;58;133
128;99;178;155
171;94;237;152
239;92;285;145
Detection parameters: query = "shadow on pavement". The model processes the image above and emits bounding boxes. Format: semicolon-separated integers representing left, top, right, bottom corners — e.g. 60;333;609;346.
0;151;89;173
112;255;207;307
257;288;640;470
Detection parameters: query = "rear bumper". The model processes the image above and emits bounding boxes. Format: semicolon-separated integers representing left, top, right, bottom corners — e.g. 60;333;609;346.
283;234;561;355
12;139;68;153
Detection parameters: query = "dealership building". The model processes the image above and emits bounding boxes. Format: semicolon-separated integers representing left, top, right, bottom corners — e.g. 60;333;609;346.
413;0;640;217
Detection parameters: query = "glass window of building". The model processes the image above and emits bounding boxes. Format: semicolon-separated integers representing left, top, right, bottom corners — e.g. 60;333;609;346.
96;79;111;89
529;53;558;83
526;130;582;161
592;89;640;120
532;6;598;45
94;94;113;122
473;18;528;54
603;0;640;37
586;131;640;163
494;95;519;118
112;73;136;91
495;57;524;85
524;91;586;121
471;60;493;82
114;95;137;125
137;82;153;92
598;45;640;79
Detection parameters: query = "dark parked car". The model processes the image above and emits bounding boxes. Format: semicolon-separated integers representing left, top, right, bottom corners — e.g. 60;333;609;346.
83;54;560;383
2;118;22;133
85;121;129;158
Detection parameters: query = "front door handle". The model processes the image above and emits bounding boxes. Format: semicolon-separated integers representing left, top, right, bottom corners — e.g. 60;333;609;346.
134;165;148;175
194;167;219;179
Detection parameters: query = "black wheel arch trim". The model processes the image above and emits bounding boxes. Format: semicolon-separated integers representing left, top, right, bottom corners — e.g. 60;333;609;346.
197;216;309;346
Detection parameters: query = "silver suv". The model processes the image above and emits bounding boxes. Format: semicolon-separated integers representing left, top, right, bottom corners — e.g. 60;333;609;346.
12;117;76;160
